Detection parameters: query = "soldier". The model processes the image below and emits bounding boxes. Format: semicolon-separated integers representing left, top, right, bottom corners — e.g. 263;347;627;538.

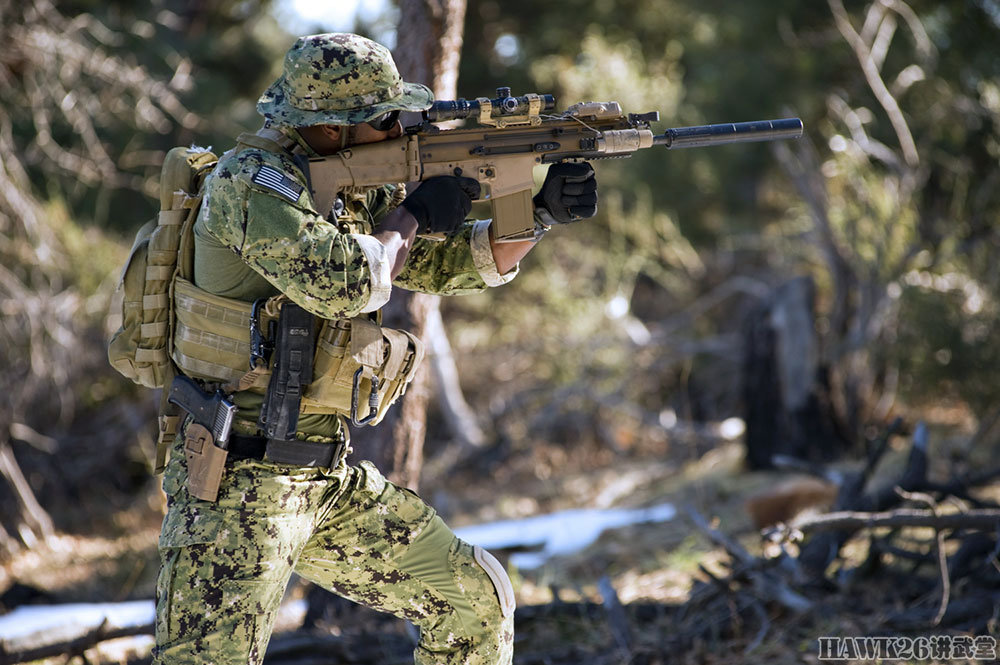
153;33;598;664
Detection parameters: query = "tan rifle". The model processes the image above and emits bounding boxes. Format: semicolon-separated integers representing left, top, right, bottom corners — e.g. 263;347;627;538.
308;88;803;242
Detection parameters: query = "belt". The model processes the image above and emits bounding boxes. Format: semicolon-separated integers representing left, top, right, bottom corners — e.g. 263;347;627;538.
227;433;345;469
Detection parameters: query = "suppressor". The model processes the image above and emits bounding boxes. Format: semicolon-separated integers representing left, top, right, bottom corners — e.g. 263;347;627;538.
654;118;803;149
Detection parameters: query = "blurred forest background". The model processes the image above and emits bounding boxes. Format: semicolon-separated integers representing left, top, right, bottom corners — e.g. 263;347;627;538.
1;0;999;662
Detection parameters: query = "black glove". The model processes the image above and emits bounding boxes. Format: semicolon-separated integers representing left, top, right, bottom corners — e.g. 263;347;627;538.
533;162;598;225
400;176;481;235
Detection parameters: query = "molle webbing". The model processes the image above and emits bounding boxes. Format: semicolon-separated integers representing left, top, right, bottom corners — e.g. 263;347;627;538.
170;277;424;424
107;147;218;391
236;127;300;156
171;277;268;388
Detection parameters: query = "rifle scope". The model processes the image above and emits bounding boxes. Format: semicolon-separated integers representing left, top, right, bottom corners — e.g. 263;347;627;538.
425;88;556;122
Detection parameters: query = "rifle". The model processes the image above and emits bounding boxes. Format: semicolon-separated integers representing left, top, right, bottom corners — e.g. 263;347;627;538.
308;87;803;242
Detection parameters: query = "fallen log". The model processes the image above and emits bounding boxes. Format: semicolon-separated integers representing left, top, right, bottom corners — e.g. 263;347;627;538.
0;620;153;665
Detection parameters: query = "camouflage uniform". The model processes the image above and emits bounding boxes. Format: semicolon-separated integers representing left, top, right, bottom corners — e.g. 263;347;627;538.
154;34;516;664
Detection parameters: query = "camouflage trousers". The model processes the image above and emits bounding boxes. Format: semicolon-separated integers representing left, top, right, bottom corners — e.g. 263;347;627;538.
153;440;514;664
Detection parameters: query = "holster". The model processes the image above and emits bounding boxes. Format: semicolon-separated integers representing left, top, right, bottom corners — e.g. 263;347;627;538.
258;303;316;441
184;423;228;502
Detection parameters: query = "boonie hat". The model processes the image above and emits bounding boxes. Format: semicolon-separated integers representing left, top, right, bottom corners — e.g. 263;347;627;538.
257;33;433;127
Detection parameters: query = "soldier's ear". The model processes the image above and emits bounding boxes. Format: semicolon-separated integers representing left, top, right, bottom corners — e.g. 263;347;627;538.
320;125;342;141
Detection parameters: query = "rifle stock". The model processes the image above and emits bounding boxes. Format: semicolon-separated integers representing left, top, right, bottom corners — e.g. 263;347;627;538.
308;91;804;241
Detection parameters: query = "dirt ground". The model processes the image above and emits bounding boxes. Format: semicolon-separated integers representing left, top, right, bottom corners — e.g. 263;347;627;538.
1;404;997;664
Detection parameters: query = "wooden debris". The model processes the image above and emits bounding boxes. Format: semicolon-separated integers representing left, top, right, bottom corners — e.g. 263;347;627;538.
0;442;54;550
597;576;633;658
791;507;1000;533
0;620;153;665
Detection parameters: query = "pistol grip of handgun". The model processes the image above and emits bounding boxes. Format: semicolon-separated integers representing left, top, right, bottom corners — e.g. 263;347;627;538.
167;375;211;426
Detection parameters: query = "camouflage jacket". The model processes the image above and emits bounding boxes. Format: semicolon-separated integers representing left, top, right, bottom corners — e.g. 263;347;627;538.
191;130;518;437
194;134;517;311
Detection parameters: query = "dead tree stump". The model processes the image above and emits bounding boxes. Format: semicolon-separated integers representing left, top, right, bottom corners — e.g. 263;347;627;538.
741;276;849;469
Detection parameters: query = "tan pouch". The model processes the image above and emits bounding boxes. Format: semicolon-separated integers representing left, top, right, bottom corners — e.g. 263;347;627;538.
184;423;228;502
301;317;424;425
171;277;274;389
168;279;424;425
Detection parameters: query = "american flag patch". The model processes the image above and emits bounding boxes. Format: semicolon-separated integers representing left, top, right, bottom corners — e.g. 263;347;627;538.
252;165;304;203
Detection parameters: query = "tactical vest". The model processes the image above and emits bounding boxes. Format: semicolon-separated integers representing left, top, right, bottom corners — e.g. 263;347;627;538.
170;276;424;420
109;130;424;471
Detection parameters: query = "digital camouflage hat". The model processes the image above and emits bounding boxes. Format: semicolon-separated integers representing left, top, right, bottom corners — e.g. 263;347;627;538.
257;33;434;127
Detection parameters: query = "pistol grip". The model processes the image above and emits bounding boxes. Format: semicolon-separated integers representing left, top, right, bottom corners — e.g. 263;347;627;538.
490;189;536;242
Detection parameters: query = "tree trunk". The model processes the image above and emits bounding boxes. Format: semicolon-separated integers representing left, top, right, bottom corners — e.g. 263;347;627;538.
426;305;486;449
742;276;850;468
349;0;468;492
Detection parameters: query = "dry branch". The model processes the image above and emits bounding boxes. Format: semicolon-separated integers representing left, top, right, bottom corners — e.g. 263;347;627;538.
885;593;1000;631
685;505;753;567
798;421;929;575
597;576;633;657
425;306;486;449
685;506;812;613
793;508;1000;534
0;441;54;547
896;488;951;625
827;0;919;166
0;620;153;665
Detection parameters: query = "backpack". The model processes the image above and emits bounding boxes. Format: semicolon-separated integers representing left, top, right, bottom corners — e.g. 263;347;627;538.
108;146;217;471
108;145;217;388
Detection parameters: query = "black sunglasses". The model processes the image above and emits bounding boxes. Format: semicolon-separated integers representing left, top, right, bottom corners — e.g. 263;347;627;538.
366;110;400;131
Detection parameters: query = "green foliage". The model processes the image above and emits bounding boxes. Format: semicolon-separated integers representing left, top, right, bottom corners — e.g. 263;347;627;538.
447;0;1000;445
888;278;1000;415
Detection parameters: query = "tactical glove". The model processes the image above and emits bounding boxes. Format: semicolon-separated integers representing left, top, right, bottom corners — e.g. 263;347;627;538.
533;162;598;225
401;176;481;235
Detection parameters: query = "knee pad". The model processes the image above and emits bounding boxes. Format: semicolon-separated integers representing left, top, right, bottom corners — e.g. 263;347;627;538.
472;544;515;619
399;515;515;650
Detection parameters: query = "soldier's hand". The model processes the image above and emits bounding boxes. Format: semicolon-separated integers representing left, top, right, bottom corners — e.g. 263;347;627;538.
533;162;598;224
401;176;481;235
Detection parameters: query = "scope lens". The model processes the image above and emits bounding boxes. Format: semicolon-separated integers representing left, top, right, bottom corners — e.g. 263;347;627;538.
366;110;400;131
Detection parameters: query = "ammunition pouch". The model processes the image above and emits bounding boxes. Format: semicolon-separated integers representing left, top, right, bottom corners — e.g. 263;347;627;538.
170;277;424;427
303;316;424;425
